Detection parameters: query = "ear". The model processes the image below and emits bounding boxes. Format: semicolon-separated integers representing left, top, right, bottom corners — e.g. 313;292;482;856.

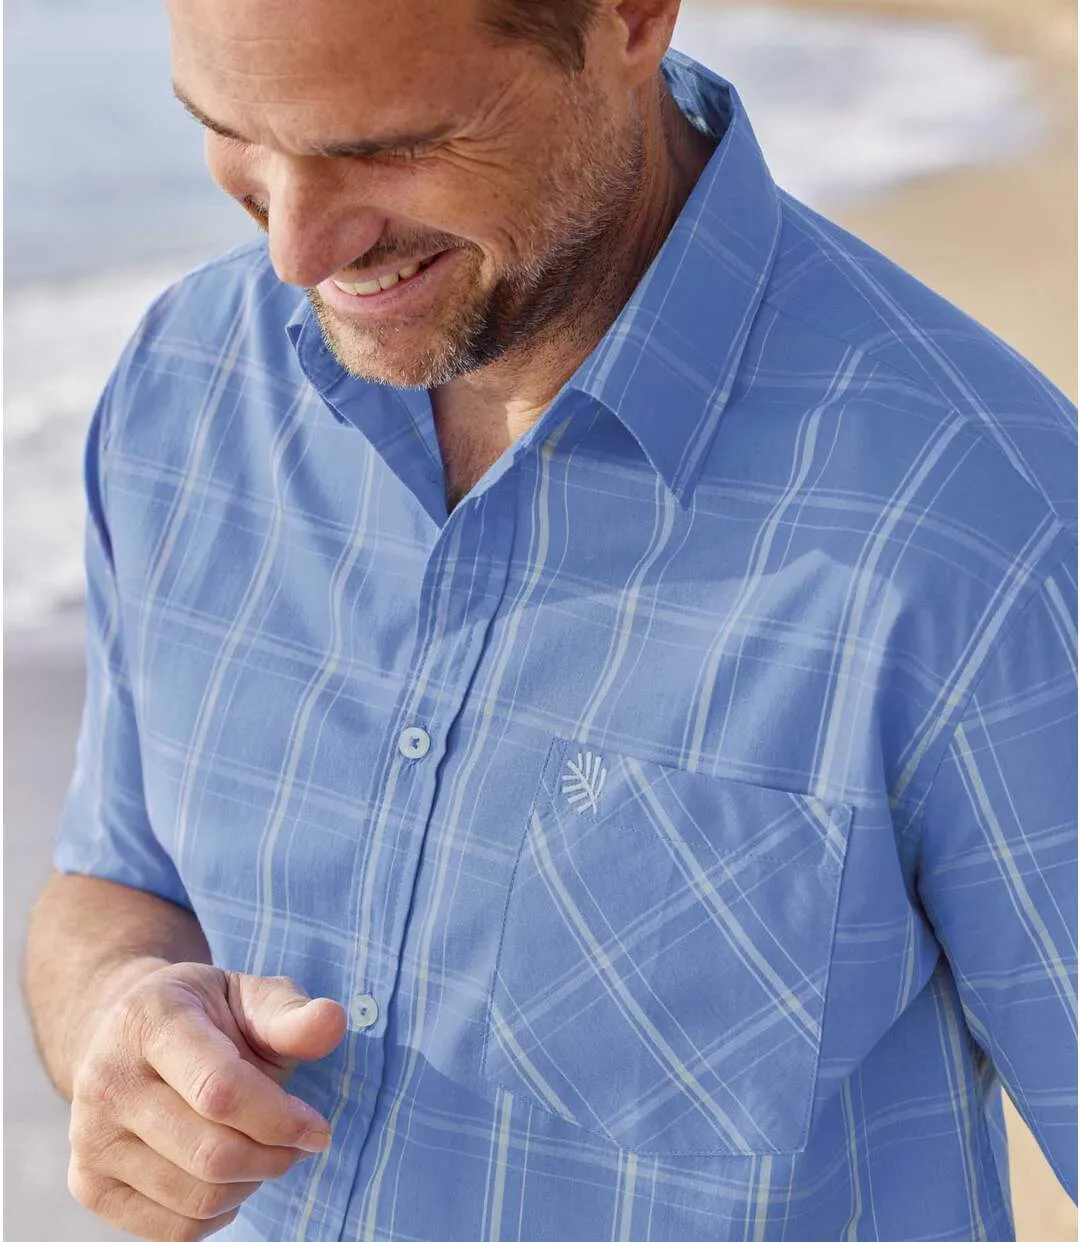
610;0;680;85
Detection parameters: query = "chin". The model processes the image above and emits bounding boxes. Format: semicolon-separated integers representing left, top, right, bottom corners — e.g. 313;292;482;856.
315;300;495;389
310;315;435;387
335;338;466;389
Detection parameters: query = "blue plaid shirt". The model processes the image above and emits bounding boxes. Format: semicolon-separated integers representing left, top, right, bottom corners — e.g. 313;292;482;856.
57;52;1077;1241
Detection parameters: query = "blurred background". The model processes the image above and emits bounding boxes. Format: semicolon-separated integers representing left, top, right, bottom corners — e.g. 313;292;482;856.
4;0;1076;1237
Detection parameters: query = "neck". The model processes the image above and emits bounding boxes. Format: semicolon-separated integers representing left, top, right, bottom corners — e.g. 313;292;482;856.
431;81;715;436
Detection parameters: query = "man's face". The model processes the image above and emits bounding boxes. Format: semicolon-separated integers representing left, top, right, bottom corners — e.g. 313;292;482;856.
167;0;646;388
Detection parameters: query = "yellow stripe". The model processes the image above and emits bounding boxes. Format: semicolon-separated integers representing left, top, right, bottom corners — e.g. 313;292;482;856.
752;1154;773;1242
617;1151;639;1242
487;1092;515;1242
841;1081;862;1242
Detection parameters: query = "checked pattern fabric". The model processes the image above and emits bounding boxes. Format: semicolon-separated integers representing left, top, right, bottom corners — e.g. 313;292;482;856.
486;741;852;1155
55;51;1076;1242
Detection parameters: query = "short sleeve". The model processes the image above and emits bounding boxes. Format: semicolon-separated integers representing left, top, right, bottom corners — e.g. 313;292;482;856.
916;542;1078;1198
53;367;193;912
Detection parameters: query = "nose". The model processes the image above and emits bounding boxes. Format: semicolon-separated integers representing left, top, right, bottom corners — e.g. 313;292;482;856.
264;155;386;289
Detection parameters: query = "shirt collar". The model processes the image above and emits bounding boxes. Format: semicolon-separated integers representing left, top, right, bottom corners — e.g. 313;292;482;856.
571;52;783;505
287;51;782;507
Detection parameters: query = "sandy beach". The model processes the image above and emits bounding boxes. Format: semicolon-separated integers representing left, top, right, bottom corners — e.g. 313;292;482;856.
4;2;1075;1238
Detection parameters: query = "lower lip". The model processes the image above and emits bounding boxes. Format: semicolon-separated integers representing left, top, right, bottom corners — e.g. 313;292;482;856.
318;250;456;317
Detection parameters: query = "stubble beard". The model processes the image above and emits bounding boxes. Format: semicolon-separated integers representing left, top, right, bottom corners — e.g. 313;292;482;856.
308;115;646;391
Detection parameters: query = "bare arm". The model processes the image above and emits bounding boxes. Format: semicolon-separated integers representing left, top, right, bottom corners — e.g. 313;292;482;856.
24;871;346;1239
23;871;212;1100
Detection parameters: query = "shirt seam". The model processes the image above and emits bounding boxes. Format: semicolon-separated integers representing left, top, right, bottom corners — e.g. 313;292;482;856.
758;294;1075;532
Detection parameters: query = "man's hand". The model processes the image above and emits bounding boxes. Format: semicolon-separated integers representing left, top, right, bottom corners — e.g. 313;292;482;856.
66;962;347;1242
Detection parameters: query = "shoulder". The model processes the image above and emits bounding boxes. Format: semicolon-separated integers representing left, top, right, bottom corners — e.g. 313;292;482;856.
97;240;311;452
89;240;323;545
731;197;1077;814
759;192;1076;538
130;239;302;360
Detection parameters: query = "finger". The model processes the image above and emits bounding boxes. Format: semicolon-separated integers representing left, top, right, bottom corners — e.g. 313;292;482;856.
89;1129;262;1220
117;1077;312;1183
141;1006;330;1149
227;974;347;1068
69;1165;240;1242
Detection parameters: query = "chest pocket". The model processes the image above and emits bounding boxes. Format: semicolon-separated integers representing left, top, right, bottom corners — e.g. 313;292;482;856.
482;737;852;1155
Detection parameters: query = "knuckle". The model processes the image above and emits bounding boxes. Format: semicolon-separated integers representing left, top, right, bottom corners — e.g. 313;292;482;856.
190;1131;242;1183
68;1163;111;1215
66;1160;91;1205
117;980;153;1028
72;1053;124;1110
127;982;178;1053
190;1066;240;1122
110;985;153;1053
67;1100;96;1151
68;1108;118;1169
186;1180;235;1221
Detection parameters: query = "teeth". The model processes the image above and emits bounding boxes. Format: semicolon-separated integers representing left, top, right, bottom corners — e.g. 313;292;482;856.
332;258;429;298
332;278;382;296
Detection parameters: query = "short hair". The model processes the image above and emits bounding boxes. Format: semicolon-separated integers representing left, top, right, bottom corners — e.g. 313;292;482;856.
480;0;601;74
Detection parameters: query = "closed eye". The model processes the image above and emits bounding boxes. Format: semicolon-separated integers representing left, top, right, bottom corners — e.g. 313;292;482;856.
368;143;433;163
174;83;454;163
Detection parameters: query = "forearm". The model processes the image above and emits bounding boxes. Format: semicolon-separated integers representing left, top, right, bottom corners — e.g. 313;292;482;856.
23;871;212;1099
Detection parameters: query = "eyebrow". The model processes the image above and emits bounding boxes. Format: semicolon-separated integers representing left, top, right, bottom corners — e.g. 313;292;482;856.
172;84;454;158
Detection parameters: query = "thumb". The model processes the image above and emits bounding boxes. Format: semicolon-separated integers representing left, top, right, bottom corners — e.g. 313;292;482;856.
228;973;347;1071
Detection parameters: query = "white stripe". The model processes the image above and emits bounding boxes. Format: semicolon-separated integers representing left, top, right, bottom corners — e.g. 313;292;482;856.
489;1009;578;1124
578;476;679;741
625;757;823;1040
952;720;1078;1019
814;416;969;793
685;352;861;770
893;519;1064;804
486;1092;515;1242
529;810;754;1149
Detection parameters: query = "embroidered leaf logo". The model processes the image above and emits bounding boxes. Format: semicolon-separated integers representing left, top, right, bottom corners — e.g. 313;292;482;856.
561;751;607;815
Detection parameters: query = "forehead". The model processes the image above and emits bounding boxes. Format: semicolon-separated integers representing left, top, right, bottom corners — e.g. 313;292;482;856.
166;0;492;136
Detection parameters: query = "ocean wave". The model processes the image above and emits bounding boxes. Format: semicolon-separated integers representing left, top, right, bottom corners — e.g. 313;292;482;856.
4;265;194;633
674;6;1041;205
4;4;1043;635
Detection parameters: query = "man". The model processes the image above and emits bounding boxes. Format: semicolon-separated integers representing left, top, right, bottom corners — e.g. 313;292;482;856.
23;0;1076;1238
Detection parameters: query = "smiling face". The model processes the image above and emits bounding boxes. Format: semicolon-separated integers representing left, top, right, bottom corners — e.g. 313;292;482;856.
167;0;654;388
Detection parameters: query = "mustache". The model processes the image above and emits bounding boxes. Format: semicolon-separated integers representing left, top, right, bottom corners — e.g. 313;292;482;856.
239;198;468;274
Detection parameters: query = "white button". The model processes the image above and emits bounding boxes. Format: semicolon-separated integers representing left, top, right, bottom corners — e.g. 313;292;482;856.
351;993;380;1030
398;726;431;760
